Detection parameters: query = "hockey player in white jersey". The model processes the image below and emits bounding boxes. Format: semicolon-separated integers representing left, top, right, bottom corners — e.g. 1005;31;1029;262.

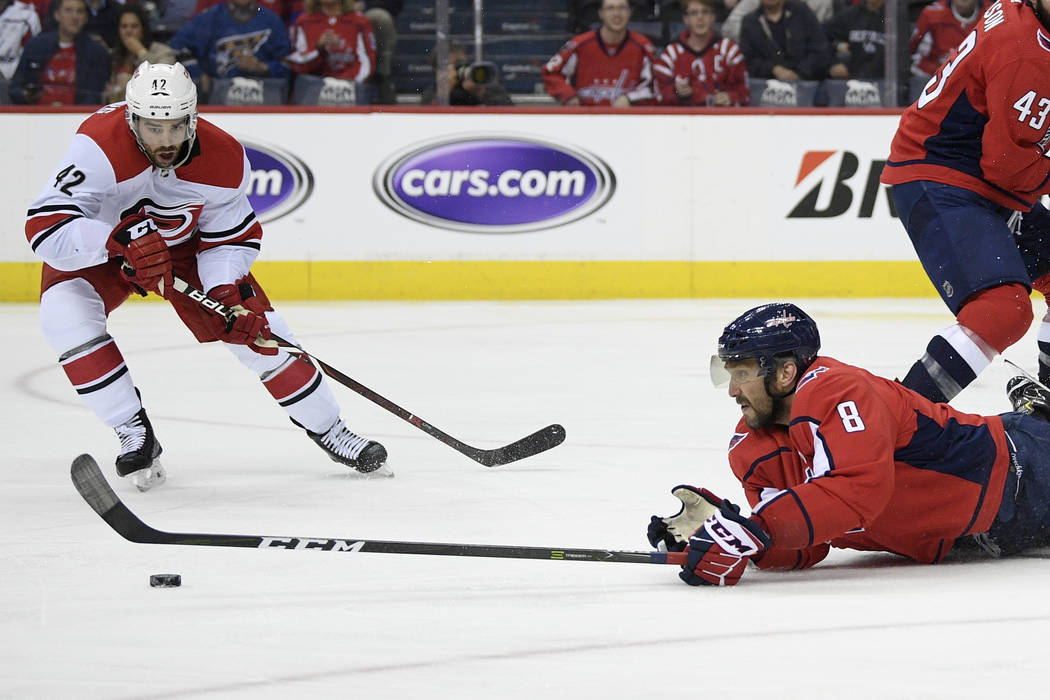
26;62;387;490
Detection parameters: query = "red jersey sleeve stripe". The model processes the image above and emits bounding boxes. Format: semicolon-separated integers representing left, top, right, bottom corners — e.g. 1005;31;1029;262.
27;214;82;251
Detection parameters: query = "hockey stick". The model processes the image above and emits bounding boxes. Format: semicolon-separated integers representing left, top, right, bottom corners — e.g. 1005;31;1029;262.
1003;358;1050;391
168;276;566;467
71;454;685;566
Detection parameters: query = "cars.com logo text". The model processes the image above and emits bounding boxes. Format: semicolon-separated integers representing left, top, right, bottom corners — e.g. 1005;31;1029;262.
242;141;314;223
373;135;616;233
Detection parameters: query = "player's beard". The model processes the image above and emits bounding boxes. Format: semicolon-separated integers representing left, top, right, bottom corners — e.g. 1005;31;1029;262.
739;391;775;430
148;141;189;169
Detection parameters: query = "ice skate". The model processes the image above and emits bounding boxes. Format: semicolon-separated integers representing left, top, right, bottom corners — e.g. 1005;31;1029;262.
114;407;165;491
294;417;390;476
1006;375;1050;422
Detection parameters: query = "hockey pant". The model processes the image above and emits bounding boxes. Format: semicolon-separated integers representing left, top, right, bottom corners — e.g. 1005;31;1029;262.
39;277;341;433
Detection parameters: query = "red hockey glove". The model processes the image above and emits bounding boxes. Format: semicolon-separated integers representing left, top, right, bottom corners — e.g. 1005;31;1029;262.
105;215;172;295
208;283;279;355
680;498;771;587
647;485;722;552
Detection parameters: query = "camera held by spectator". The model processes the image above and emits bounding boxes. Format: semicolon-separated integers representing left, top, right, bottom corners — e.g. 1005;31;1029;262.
420;44;512;106
455;60;497;87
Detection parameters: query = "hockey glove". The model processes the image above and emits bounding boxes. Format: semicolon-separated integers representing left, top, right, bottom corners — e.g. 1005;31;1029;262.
647;485;723;552
208;282;279;355
106;215;173;295
680;499;771;587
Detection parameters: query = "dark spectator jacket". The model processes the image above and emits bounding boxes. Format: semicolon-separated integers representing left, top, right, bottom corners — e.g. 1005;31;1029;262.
419;81;513;106
8;30;110;104
738;0;830;80
44;0;122;49
825;2;885;80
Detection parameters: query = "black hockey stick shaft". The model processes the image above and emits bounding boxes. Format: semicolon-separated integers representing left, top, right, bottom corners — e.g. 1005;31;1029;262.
71;454;684;565
169;276;566;466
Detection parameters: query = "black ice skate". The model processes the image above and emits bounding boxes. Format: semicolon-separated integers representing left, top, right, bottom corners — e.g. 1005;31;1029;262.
293;417;389;475
1006;375;1050;422
114;407;165;491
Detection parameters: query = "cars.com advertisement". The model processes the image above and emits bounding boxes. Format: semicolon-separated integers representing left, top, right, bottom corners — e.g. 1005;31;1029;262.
372;134;616;233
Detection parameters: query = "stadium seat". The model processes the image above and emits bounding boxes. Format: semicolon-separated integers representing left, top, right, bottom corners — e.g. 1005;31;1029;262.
208;77;290;105
748;78;820;107
823;79;888;108
291;74;370;106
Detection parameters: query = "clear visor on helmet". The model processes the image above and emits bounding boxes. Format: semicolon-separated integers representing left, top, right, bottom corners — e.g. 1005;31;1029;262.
709;355;769;388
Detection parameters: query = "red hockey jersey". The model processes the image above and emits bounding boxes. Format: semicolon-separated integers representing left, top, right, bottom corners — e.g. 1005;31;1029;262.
882;0;1050;211
286;11;376;82
653;31;749;106
725;356;1009;569
910;0;990;77
542;29;656;105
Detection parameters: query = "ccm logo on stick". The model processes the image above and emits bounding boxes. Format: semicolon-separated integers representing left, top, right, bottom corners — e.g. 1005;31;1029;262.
373;134;616;233
260;537;366;552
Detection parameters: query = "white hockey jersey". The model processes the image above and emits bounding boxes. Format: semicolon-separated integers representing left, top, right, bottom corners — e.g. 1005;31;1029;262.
26;103;262;294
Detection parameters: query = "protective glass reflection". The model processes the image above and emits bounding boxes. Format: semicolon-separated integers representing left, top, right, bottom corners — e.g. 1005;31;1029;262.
709;355;766;388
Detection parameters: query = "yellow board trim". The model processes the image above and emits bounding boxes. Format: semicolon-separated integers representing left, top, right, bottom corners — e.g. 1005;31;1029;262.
0;260;937;301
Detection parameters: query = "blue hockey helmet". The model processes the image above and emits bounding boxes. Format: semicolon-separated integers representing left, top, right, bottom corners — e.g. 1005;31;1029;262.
711;303;820;386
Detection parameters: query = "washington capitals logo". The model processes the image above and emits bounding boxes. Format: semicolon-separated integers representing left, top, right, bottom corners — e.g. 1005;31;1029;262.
728;432;748;452
765;310;798;328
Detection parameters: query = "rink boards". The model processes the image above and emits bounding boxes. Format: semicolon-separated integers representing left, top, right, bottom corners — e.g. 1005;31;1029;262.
0;108;934;301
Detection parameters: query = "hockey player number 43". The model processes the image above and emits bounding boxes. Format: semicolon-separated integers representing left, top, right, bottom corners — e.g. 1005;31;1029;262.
1013;91;1050;131
837;401;866;433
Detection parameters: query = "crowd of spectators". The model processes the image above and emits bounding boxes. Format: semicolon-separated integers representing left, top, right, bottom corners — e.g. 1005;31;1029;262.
548;0;979;107
0;0;989;106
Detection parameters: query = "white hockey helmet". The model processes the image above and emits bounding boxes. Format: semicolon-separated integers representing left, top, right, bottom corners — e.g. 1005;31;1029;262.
124;61;199;144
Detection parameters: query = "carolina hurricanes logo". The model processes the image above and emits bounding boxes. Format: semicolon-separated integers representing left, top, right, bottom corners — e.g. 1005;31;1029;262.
121;199;203;245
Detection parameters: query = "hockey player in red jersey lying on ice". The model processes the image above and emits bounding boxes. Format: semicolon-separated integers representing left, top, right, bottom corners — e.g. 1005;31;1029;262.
647;303;1050;586
26;61;387;491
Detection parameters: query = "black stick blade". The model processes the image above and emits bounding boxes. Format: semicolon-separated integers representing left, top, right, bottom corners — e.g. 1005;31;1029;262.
71;454;120;517
480;423;566;466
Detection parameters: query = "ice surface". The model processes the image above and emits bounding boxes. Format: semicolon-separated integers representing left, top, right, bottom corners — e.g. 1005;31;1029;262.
3;298;1049;699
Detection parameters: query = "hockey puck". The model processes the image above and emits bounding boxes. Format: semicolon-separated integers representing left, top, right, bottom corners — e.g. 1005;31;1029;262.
149;573;181;588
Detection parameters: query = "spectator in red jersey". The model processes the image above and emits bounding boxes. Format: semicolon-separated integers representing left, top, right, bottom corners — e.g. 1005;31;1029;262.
0;0;42;81
647;303;1050;587
653;0;749;106
103;4;175;104
542;0;656;106
737;0;830;82
286;0;376;83
910;0;990;79
8;0;108;104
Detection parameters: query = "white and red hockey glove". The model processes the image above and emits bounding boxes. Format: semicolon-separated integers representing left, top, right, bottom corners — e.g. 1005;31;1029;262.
106;215;172;295
208;282;279;355
679;498;771;587
647;485;722;552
